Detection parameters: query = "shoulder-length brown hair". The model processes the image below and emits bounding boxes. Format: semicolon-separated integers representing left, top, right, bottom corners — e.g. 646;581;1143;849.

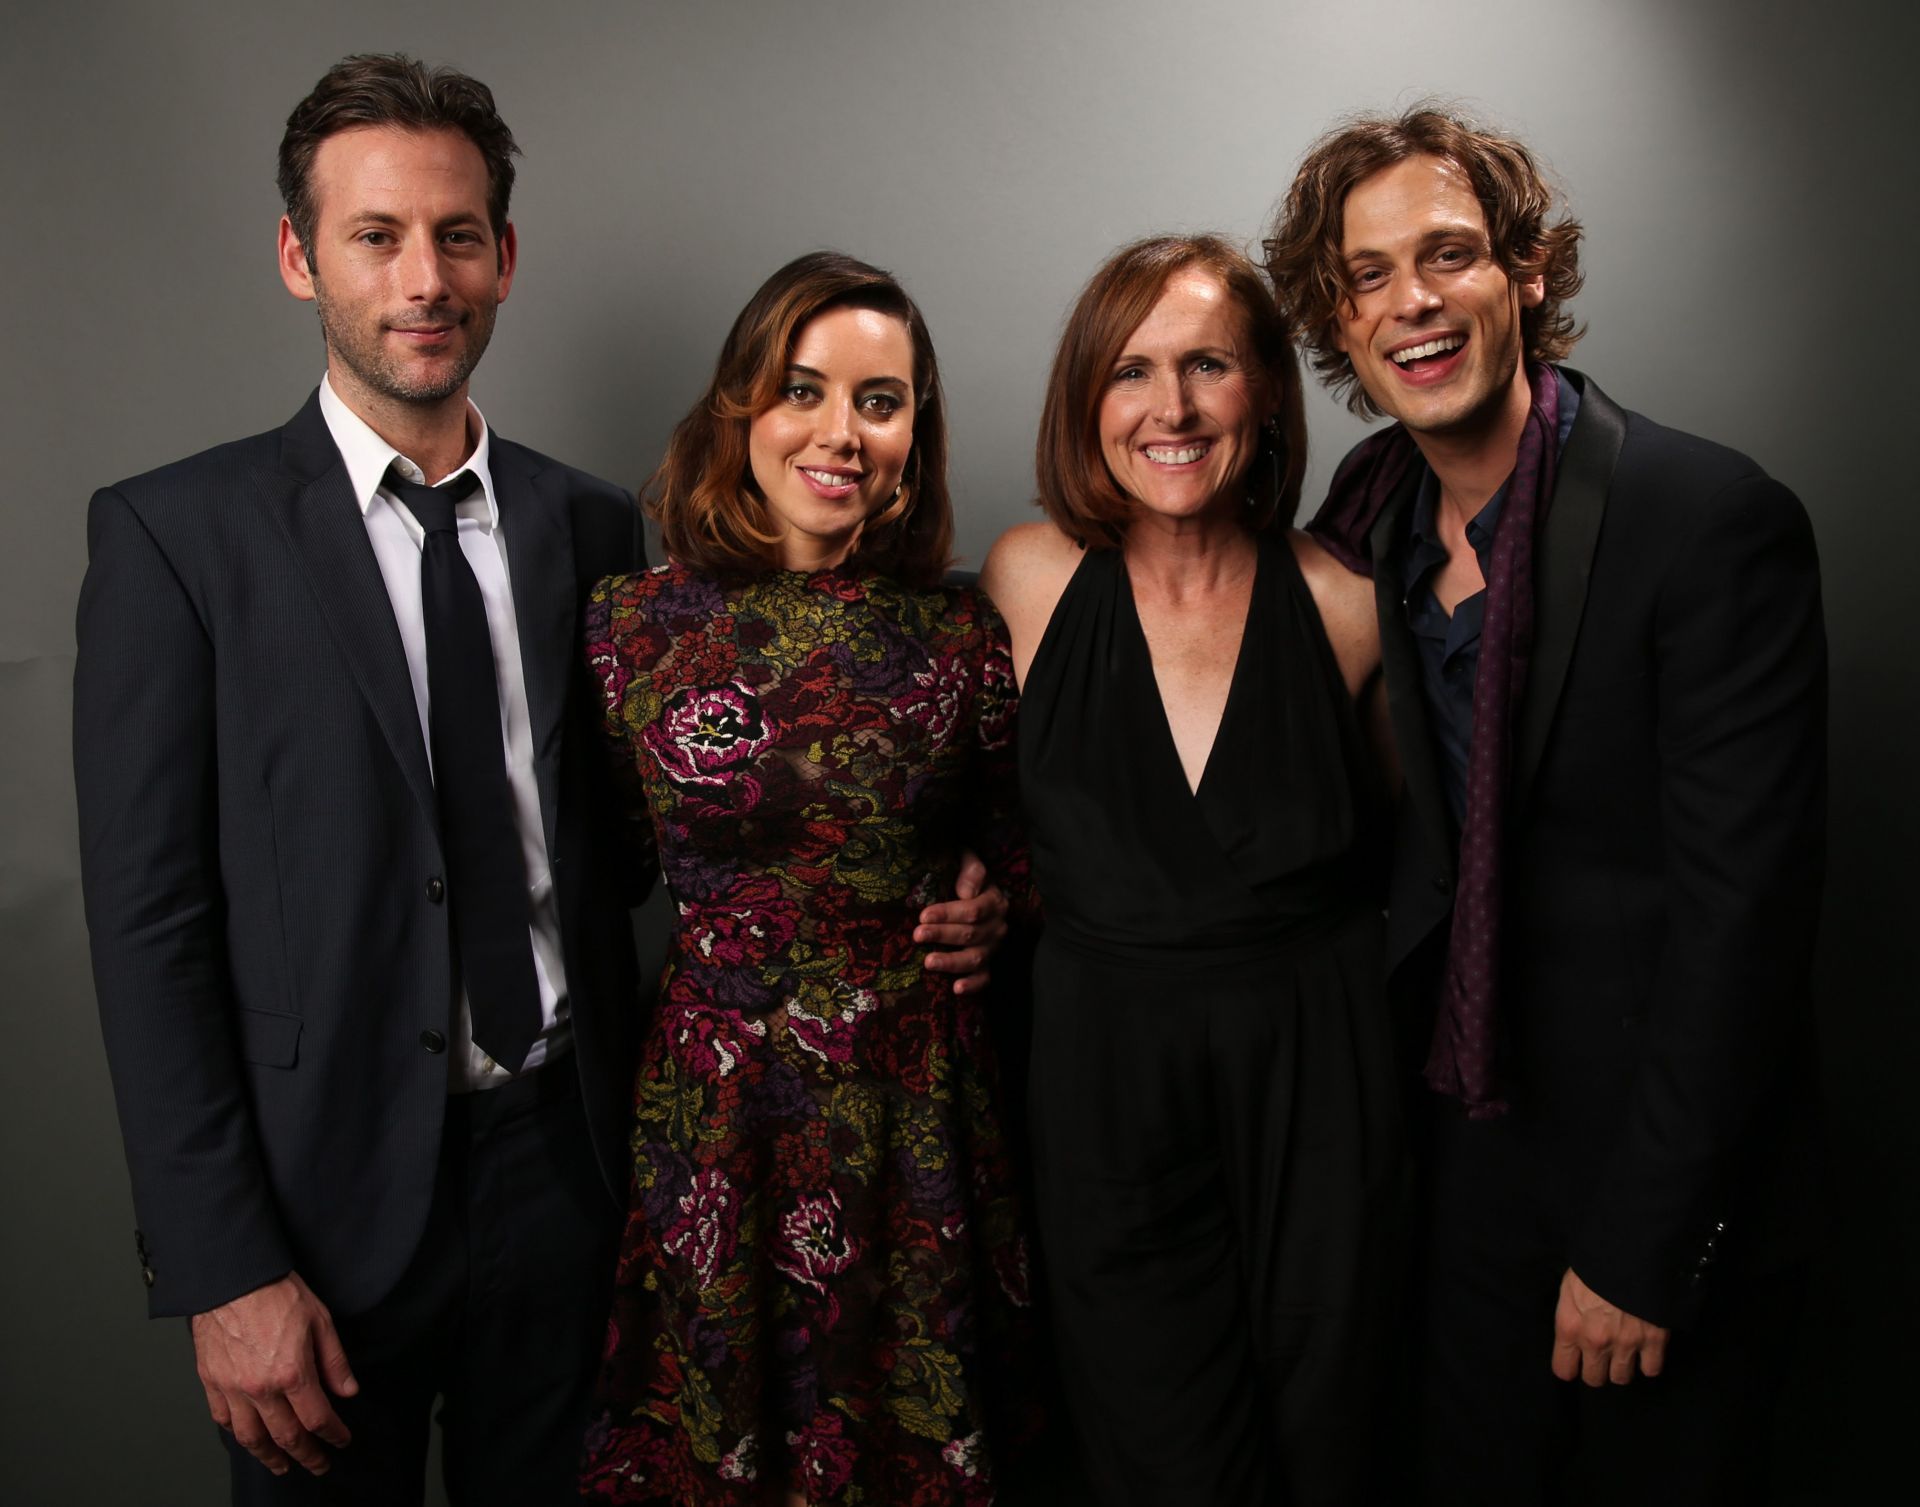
1036;234;1306;550
646;251;953;585
1265;104;1586;417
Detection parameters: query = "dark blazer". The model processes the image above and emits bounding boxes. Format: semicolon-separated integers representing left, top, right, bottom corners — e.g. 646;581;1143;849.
74;391;648;1320
1371;370;1826;1327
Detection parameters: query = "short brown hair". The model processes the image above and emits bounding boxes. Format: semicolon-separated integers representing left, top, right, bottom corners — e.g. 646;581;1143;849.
277;54;520;263
1265;105;1585;417
1036;235;1306;549
647;251;954;586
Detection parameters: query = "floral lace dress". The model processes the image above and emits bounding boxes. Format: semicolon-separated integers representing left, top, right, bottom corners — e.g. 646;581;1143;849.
579;562;1036;1506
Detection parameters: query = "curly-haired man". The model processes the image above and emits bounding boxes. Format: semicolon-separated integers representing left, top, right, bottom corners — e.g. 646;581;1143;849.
1268;107;1826;1503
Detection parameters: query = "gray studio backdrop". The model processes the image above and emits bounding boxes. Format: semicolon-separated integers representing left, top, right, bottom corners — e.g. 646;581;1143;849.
4;0;1912;1500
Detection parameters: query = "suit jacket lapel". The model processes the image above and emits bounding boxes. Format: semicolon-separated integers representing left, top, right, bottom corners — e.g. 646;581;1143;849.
1370;472;1454;873
268;392;438;825
1511;368;1626;815
493;439;575;860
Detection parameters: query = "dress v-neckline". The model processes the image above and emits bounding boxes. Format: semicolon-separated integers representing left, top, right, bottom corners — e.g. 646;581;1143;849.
1119;534;1266;801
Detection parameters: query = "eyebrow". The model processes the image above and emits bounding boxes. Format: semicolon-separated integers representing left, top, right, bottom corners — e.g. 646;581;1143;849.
1111;345;1235;366
1344;223;1487;262
342;209;488;231
784;363;910;390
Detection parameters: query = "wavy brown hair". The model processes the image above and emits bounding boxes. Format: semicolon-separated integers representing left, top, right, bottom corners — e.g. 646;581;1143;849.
648;251;953;585
278;54;519;269
1264;104;1585;417
1037;234;1306;549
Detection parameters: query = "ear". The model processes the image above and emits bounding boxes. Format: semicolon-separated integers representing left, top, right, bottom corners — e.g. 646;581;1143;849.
277;216;316;303
494;221;518;304
1516;271;1546;310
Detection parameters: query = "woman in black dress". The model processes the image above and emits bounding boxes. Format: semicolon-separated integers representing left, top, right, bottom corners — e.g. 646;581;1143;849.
980;235;1402;1505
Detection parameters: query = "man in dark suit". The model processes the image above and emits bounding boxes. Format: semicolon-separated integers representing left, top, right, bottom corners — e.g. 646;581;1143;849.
1265;108;1825;1503
73;55;1005;1504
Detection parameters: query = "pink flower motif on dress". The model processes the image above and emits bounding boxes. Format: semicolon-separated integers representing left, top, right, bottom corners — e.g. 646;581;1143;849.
716;1430;758;1483
681;885;801;971
942;1431;986;1480
786;1412;857;1498
661;1167;739;1287
784;978;877;1066
773;1189;859;1295
890;651;969;744
644;681;771;787
667;1003;767;1081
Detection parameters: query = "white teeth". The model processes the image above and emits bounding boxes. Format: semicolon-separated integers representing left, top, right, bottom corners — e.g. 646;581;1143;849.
1391;335;1465;366
1144;444;1209;464
801;468;857;487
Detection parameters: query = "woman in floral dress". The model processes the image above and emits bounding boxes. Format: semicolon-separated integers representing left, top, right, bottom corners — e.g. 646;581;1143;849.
579;252;1035;1506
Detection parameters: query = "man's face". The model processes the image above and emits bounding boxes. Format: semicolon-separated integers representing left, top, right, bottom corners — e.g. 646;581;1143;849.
1332;154;1542;439
277;126;515;410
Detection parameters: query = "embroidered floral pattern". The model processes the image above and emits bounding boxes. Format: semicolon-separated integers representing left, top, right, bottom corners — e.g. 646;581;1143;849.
579;563;1036;1505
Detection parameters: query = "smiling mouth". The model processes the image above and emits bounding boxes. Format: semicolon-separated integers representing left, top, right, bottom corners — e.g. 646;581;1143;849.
798;466;863;497
1143;441;1211;465
1390;334;1466;373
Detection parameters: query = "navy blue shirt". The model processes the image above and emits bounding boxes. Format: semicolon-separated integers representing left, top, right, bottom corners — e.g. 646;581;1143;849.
1402;371;1580;827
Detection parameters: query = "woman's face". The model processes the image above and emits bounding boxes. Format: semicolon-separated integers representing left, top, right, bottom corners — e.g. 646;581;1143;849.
748;305;917;572
1097;269;1271;524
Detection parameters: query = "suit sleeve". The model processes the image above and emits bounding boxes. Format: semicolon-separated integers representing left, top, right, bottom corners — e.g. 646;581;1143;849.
73;486;295;1318
1570;472;1826;1325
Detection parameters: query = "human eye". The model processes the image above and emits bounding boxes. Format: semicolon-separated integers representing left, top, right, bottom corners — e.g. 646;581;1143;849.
442;228;485;248
780;380;820;406
1190;355;1230;378
859;391;904;418
357;229;395;248
1430;243;1476;271
1347;264;1388;292
1110;364;1147;385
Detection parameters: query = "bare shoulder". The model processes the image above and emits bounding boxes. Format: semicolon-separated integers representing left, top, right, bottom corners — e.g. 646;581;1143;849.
1286;529;1380;697
979;520;1086;686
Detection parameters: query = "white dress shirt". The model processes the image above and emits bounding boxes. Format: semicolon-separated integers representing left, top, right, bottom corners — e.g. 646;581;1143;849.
318;376;570;1091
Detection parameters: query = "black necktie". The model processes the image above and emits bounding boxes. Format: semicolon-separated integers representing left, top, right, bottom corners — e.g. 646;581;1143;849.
385;464;542;1072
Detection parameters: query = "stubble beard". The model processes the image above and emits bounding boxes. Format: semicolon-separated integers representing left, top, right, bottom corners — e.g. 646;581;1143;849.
312;278;496;407
1379;336;1524;444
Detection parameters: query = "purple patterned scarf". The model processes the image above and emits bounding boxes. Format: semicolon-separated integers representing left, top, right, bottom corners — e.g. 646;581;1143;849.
1309;362;1562;1117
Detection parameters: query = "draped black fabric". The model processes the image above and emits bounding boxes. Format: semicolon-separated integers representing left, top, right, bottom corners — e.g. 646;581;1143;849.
1018;531;1379;963
1016;531;1404;1504
388;465;542;1072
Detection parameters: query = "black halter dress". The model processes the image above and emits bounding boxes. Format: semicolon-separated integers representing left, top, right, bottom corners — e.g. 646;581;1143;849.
1018;530;1403;1506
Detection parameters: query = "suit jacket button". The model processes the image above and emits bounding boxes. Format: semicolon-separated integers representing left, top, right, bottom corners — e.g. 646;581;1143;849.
420;1029;447;1054
425;876;445;903
141;1264;156;1289
1432;874;1452;894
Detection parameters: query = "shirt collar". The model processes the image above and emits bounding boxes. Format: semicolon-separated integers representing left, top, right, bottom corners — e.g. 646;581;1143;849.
317;374;499;532
1404;367;1584;566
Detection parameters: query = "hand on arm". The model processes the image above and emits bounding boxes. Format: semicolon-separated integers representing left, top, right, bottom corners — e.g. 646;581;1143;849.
192;1272;358;1475
1550;1267;1669;1386
917;850;1009;993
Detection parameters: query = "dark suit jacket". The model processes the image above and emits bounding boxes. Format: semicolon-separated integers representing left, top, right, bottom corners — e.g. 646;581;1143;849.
1371;370;1826;1328
74;391;648;1320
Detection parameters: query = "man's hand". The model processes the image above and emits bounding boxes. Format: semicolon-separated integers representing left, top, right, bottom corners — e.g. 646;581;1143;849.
916;850;1009;995
191;1272;358;1476
1551;1267;1669;1387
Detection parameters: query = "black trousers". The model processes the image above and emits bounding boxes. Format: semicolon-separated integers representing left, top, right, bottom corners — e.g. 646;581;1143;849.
224;1064;621;1506
1412;1106;1805;1506
1027;934;1406;1507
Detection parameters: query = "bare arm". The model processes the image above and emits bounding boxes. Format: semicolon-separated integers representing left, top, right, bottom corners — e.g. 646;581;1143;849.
978;520;1085;690
1288;528;1382;700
